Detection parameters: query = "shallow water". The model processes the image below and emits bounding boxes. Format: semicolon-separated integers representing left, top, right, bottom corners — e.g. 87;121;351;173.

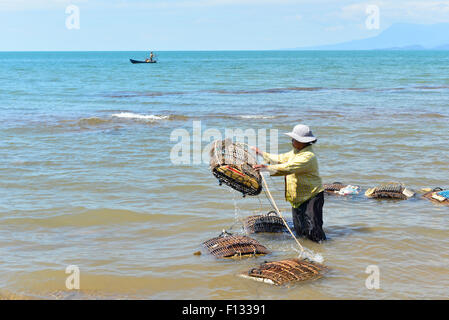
0;51;448;299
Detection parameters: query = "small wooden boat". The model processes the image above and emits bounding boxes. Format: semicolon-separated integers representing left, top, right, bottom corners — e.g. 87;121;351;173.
129;59;157;64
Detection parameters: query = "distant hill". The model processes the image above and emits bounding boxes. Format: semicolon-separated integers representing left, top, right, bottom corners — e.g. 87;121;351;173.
293;23;449;50
434;43;449;50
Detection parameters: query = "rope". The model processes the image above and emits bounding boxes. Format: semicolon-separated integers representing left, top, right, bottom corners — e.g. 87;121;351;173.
213;139;221;165
260;172;305;256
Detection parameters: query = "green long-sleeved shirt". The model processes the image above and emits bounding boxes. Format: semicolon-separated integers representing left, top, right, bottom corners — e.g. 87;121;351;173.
262;145;323;207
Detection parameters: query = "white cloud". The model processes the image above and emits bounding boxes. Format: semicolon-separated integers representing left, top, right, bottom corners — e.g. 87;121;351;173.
0;0;87;11
324;25;345;32
3;0;449;25
109;0;345;10
111;0;305;9
338;1;449;23
283;13;304;22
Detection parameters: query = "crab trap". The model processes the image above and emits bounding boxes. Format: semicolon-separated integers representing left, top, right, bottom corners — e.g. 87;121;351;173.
202;231;270;259
422;188;449;206
240;258;327;286
323;182;348;193
324;182;360;196
242;211;288;234
209;139;262;196
365;183;414;200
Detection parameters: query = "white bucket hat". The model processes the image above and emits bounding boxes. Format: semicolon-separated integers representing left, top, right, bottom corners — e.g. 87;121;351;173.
284;124;317;143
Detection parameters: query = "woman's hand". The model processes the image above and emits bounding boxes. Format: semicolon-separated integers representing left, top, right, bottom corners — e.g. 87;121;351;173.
253;164;267;171
250;146;262;155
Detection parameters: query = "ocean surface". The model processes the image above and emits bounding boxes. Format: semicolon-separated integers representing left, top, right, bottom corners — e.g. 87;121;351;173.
0;51;448;299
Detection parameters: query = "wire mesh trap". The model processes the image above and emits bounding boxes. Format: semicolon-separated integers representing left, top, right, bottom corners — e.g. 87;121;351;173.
324;182;360;196
365;183;414;200
422;188;449;206
323;182;347;193
209;139;262;196
239;258;327;286
242;211;288;234
202;230;270;258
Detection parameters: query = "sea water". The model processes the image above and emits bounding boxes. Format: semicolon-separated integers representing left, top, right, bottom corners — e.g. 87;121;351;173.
0;51;448;299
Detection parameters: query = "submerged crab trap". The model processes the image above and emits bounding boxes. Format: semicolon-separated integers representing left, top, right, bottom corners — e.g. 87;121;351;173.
422;188;449;206
365;183;414;200
240;258;327;286
209;139;262;196
202;231;270;259
242;211;287;234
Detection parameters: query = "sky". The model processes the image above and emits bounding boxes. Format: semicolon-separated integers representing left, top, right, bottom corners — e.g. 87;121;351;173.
1;0;449;51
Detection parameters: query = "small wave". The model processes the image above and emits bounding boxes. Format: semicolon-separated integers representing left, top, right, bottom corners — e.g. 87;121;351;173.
55;113;183;130
105;91;187;98
208;87;324;94
105;85;449;99
238;115;277;119
420;112;446;118
111;112;170;121
2;208;192;228
414;85;449;90
203;113;287;120
77;117;112;126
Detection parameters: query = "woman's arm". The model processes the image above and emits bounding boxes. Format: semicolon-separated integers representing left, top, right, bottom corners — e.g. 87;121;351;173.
266;152;314;176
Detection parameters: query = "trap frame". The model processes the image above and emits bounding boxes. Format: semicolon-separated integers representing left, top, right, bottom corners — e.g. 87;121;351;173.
365;183;414;200
209;139;262;196
202;231;270;258
241;258;327;286
242;211;288;234
323;182;347;193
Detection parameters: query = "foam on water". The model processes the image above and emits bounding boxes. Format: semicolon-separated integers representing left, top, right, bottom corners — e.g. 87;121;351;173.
238;115;276;119
111;112;170;121
296;247;325;264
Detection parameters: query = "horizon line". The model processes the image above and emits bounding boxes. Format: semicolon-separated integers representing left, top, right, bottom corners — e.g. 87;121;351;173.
2;49;449;52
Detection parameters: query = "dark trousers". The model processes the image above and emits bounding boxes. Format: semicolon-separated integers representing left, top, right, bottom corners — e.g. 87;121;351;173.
292;191;326;243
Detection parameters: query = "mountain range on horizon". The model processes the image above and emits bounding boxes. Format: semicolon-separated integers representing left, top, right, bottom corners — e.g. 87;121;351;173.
292;23;449;50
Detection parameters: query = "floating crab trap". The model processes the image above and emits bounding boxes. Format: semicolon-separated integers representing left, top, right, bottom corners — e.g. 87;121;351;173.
242;211;287;234
323;182;360;195
422;188;449;206
202;231;270;259
209;139;262;196
323;182;347;194
240;258;327;286
365;183;414;200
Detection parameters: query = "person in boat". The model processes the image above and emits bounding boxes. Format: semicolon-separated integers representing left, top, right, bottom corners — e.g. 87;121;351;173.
252;124;326;243
144;52;154;63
